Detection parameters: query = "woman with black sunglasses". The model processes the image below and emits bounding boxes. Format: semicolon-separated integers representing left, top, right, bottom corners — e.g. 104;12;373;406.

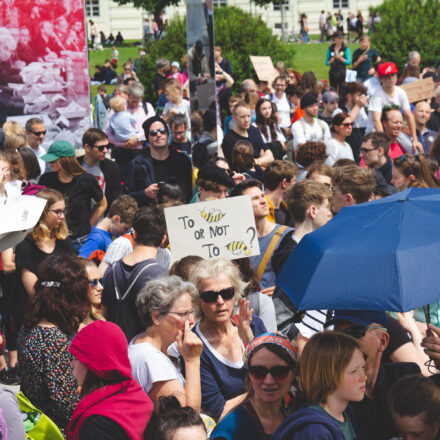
326;112;355;167
189;259;267;421
211;332;298;439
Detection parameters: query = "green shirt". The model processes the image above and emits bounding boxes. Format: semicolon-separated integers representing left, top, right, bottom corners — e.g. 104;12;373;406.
309;405;357;440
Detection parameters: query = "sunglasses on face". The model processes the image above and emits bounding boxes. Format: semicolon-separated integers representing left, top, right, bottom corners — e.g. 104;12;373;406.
92;144;108;152
342;324;386;339
89;278;104;287
248;365;291;380
342;122;353;127
200;287;235;303
31;130;46;136
149;128;167;137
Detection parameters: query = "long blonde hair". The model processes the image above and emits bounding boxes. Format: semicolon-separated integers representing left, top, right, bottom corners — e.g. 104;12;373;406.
32;189;69;242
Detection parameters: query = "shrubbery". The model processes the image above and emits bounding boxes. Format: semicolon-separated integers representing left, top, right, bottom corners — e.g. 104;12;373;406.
370;0;440;71
138;6;295;104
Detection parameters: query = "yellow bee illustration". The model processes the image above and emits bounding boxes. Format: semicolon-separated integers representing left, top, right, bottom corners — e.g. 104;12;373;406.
225;241;251;256
199;208;226;223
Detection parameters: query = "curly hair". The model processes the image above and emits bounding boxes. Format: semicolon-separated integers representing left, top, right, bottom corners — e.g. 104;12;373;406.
24;253;91;335
296;142;328;168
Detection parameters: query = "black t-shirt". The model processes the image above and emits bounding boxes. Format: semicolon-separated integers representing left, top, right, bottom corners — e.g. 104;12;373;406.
271;232;297;276
154;72;167;93
382;315;412;363
79;415;129;440
221;126;266;163
151;153;192;203
102;258;167;341
39;172;104;239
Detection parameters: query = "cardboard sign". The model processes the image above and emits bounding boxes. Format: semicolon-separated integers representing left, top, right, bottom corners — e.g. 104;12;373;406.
250;56;278;82
399;77;435;103
165;196;260;261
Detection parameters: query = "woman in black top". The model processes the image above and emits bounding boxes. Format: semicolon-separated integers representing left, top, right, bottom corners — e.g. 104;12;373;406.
38;140;106;248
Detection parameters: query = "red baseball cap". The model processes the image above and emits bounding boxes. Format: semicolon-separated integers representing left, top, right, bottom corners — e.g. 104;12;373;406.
378;62;398;78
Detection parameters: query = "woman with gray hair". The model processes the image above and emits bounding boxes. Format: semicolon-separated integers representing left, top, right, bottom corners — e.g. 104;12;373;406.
189;259;267;421
128;275;203;411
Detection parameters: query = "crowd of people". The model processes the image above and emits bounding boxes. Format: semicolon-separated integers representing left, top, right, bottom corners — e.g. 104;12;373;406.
1;29;440;440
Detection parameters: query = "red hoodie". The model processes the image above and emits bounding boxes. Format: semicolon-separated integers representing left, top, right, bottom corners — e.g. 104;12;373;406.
66;321;153;440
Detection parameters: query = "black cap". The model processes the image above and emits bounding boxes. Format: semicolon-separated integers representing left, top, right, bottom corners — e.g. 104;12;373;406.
300;92;318;109
142;116;169;139
197;164;234;188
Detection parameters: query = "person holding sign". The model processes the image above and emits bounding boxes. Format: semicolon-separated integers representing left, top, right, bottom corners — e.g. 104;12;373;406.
231;179;293;292
189;259;267;421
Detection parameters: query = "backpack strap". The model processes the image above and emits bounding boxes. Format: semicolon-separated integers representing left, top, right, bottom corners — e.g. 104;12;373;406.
112;261;157;301
256;225;288;281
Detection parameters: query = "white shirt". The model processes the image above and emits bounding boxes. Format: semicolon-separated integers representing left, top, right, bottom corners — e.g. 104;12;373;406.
291;118;331;150
128;339;185;393
265;93;291;128
325;138;355;166
366;86;410;133
252;123;286;144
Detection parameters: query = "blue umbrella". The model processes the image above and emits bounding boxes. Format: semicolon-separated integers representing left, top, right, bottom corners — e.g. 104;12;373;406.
277;188;440;312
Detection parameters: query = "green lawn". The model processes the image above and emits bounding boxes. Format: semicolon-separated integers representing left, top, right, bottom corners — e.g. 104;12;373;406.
88;39;360;103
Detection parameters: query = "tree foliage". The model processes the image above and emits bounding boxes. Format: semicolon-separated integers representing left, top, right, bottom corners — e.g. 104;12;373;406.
138;6;295;104
370;0;440;71
113;0;180;16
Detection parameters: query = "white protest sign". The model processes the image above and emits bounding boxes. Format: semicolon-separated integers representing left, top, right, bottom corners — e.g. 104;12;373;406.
165;196;260;261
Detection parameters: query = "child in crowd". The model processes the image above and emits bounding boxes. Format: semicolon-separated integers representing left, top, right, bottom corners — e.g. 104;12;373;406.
109;96;138;142
162;81;191;127
111;46;119;64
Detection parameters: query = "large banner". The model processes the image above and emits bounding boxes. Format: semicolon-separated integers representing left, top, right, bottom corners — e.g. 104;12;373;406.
1;0;90;147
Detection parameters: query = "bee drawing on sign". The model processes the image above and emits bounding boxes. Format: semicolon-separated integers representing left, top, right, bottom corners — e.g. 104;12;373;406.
225;240;251;256
199;207;226;223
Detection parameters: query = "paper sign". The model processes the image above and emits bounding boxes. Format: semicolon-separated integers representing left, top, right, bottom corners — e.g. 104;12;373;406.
0;196;47;252
165;196;260;261
250;56;278;82
399;77;435;103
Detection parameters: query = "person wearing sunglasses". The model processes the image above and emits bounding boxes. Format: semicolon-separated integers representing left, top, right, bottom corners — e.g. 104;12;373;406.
128;276;203;411
325;112;355;167
211;332;298;440
189;258;267;421
274;331;366;440
330;310;421;440
24;117;48;177
125;115;192;206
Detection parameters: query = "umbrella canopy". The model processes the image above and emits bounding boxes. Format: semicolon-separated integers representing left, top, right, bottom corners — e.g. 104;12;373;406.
277;188;440;312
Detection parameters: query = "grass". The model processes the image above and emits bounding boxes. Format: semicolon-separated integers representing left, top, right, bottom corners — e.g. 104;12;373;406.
88;38;360;103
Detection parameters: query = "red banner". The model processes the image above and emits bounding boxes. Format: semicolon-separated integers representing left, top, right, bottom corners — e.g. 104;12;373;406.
1;0;90;147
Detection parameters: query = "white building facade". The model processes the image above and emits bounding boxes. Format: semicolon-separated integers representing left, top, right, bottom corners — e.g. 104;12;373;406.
85;0;383;40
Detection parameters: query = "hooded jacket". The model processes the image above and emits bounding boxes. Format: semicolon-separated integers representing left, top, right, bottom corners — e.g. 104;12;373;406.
66;321;153;440
272;407;347;440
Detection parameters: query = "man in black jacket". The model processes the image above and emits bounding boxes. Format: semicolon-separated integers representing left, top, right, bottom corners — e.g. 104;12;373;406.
125;116;192;206
78;128;122;215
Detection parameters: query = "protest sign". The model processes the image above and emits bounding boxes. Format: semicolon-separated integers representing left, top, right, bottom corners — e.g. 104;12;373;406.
165;196;260;261
1;0;90;148
400;77;435;103
250;56;278;82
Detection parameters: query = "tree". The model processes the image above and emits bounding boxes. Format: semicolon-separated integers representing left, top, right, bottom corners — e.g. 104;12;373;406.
113;0;179;16
370;0;440;71
138;7;295;104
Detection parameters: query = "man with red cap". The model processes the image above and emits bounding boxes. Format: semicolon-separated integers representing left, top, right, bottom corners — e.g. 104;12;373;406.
366;62;422;153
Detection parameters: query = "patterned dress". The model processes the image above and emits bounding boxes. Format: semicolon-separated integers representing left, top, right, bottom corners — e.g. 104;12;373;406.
18;326;80;432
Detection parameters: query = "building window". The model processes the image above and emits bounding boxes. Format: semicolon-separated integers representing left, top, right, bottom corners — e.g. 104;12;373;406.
86;0;100;17
333;0;349;8
275;23;288;29
213;0;227;6
273;0;289;11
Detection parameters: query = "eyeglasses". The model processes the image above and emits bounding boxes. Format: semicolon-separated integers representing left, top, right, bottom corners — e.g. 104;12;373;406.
342;324;387;339
92;143;108;152
49;208;66;217
360;147;378;154
31;130;46;136
342;122;353;127
248;365;291;381
167;309;195;319
149;128;167;137
89;278;104;287
200;287;235;303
